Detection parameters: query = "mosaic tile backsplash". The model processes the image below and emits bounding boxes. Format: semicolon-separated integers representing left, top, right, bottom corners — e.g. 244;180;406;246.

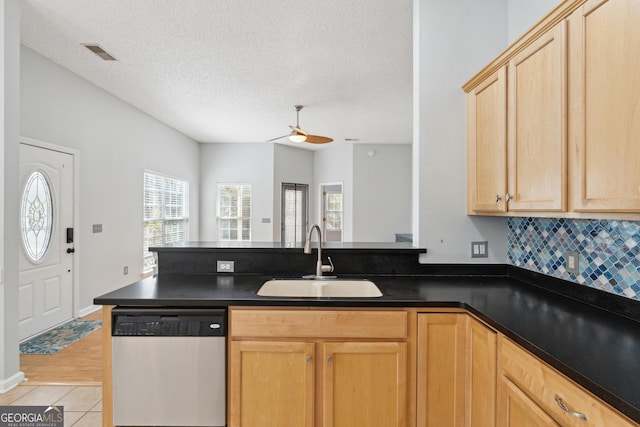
508;217;640;301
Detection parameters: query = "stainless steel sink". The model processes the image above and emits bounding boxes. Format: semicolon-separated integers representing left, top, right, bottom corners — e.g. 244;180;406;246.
257;279;382;298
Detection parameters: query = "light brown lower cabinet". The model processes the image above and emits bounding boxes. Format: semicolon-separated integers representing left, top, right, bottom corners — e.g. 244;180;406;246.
499;376;561;426
416;313;497;427
228;308;409;427
102;307;638;427
497;335;639;427
230;340;315;427
322;341;407;427
466;316;497;426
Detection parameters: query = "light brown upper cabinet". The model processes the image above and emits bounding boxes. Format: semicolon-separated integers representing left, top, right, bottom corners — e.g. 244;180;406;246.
465;0;640;217
507;22;567;212
568;0;640;212
467;67;508;213
467;21;567;215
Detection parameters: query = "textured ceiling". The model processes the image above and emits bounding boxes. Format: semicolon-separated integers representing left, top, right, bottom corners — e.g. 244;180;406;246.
21;0;413;148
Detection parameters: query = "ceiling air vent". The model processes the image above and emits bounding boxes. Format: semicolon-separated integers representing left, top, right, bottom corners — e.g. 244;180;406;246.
83;44;117;61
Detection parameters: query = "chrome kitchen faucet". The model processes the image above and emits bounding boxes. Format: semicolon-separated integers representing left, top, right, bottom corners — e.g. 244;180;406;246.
304;224;336;278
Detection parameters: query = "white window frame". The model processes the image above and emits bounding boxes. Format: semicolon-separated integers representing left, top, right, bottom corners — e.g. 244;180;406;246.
143;171;189;274
217;183;252;241
320;182;343;242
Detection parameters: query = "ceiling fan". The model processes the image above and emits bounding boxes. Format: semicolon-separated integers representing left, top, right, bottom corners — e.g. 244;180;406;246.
267;105;333;144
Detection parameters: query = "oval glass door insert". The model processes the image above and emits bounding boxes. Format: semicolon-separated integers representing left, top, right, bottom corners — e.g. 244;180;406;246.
21;170;54;262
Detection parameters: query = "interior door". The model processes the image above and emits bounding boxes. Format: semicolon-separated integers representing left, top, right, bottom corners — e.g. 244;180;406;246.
18;143;75;340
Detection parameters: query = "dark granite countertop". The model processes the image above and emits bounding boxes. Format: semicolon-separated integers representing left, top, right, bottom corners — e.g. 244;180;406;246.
95;272;640;424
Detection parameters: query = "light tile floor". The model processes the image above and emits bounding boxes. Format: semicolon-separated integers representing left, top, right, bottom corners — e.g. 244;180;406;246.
0;384;102;427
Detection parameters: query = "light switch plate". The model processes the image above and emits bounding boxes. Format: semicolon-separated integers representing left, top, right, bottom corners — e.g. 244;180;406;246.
471;241;488;258
566;251;579;274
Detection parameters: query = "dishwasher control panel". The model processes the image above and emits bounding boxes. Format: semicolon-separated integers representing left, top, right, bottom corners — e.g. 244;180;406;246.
112;308;226;337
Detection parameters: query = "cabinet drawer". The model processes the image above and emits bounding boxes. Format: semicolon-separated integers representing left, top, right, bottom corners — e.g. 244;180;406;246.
499;336;637;427
230;309;407;339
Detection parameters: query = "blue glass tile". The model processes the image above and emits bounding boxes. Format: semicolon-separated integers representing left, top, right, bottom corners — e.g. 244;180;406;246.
508;218;640;301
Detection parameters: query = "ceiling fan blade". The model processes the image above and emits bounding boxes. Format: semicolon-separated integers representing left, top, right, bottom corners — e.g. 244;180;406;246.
304;135;334;144
289;125;308;136
266;134;291;142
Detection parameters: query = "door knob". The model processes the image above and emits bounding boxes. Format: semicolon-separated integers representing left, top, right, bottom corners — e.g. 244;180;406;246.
66;247;75;254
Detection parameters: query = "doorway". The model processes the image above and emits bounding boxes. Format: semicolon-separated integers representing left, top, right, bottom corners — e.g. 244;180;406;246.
18;141;77;340
281;183;308;244
321;183;343;243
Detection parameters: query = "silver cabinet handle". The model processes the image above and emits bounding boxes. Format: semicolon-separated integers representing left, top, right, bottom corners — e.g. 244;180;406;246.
327;355;332;365
505;192;513;202
555;395;587;420
306;356;312;365
495;195;502;203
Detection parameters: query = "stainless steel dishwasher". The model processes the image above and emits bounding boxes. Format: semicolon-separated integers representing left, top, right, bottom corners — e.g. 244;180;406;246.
111;307;226;426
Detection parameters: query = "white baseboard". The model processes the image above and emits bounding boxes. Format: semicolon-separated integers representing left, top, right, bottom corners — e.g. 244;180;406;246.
0;371;25;393
78;305;102;318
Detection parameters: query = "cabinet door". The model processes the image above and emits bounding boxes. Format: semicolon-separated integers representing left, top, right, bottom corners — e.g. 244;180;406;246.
507;22;567;211
417;314;467;427
569;0;640;211
322;341;407;427
497;376;561;427
468;67;508;213
229;341;315;427
466;317;497;427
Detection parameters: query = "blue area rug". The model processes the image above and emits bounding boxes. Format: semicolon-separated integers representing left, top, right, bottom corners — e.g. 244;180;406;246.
20;319;103;355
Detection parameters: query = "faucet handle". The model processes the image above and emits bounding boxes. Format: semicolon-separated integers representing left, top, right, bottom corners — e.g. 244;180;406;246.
321;256;335;273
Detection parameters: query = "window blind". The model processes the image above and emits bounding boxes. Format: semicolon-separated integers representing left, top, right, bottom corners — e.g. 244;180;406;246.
143;172;189;272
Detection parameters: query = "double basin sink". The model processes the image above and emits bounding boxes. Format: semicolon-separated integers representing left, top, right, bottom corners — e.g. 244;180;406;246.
257;278;382;298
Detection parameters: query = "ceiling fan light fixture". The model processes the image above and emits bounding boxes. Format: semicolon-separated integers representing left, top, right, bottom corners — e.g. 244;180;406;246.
289;133;307;142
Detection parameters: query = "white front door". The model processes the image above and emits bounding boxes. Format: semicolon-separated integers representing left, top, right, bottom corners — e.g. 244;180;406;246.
18;143;75;340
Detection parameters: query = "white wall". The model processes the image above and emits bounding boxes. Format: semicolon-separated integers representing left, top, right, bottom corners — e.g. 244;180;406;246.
199;143;274;241
508;0;561;43
272;144;314;241
353;144;411;242
313;144;354;241
414;0;509;263
20;46;200;310
1;0;23;392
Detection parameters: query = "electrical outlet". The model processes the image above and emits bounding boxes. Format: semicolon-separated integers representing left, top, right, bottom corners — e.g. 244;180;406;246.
124;266;128;275
471;241;488;258
566;251;579;274
217;260;235;273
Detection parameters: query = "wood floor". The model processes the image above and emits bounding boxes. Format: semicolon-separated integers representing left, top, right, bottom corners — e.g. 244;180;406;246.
20;309;103;385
